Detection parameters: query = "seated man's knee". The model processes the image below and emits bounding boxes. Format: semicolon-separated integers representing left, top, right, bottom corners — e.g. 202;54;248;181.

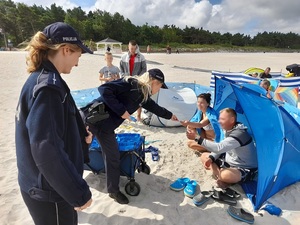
219;168;241;183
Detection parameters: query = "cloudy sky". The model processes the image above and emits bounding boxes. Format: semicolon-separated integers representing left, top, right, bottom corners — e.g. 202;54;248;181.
13;0;300;35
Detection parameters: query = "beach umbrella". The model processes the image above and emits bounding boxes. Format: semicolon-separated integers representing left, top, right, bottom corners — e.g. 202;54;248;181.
213;76;300;211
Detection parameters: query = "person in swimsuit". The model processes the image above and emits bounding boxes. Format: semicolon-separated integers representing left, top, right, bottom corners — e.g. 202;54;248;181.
181;93;222;153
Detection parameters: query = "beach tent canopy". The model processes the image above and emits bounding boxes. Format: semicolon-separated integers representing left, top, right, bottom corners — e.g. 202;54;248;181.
214;76;300;210
96;37;122;54
142;83;213;127
143;87;197;127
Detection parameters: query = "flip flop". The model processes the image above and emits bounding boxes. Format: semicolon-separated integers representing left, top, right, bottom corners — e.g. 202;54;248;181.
170;177;190;191
211;189;237;206
223;188;241;198
227;206;254;224
144;145;158;153
193;191;213;206
151;150;159;161
184;180;197;198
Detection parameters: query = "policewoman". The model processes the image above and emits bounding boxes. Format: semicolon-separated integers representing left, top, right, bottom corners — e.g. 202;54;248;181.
15;22;93;225
92;69;178;204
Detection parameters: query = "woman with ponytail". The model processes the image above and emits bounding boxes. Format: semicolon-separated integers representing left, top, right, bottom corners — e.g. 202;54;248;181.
15;22;93;225
181;93;223;153
90;68;178;204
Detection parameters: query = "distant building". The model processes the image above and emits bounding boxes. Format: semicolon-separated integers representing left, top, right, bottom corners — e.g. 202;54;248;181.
96;38;122;54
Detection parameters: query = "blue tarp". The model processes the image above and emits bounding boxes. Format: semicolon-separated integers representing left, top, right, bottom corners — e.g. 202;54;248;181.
214;76;300;210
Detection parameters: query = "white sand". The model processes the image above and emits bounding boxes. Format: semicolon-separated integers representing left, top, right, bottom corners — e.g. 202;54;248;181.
0;51;299;225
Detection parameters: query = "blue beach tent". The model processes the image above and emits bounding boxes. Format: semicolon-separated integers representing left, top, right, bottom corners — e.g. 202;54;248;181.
214;76;300;210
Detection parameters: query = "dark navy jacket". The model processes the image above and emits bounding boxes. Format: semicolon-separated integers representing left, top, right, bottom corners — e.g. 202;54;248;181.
96;78;173;132
15;61;91;206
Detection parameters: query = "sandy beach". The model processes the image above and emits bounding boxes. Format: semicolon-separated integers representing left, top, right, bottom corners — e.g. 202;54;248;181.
0;51;299;225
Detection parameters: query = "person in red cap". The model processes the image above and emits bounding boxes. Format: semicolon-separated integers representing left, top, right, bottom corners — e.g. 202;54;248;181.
86;68;178;204
15;22;93;225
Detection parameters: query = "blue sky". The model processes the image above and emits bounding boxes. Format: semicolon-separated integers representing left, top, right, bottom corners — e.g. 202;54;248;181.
13;0;300;35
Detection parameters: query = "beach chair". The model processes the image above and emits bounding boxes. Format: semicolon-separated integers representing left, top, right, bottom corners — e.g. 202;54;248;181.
84;133;150;196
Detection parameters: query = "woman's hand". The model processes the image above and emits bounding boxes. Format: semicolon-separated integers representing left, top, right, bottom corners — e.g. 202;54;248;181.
180;120;189;127
171;114;178;121
74;198;92;211
121;111;131;120
85;126;93;144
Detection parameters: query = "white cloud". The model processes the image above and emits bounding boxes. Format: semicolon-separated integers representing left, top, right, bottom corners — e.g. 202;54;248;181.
12;0;300;35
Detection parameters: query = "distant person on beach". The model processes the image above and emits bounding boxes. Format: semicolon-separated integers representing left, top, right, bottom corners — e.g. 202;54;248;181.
88;69;178;204
186;108;258;189
120;40;147;120
166;45;171;54
106;45;111;52
147;45;151;54
181;93;222;153
119;40;147;77
259;67;272;78
99;52;120;83
260;79;272;98
15;22;93;225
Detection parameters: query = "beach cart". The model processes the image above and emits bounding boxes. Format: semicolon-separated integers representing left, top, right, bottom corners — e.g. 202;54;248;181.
84;133;150;196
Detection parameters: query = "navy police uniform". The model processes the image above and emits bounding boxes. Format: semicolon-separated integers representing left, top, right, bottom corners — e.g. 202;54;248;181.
91;78;172;194
15;61;91;225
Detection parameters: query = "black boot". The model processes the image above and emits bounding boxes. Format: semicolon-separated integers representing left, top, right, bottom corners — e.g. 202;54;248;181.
109;191;129;204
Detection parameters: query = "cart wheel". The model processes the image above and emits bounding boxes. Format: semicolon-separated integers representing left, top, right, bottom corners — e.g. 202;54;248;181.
137;164;151;175
125;181;140;196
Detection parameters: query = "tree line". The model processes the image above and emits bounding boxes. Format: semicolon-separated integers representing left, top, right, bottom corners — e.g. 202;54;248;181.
1;0;300;50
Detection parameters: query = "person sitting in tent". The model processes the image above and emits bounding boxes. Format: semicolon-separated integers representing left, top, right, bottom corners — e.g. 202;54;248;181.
181;93;223;153
260;79;272;98
186;108;258;189
259;67;272;78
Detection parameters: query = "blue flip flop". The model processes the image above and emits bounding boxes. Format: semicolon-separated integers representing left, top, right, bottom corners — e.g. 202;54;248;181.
193;191;213;206
184;180;197;198
144;145;158;153
170;177;190;191
151;150;159;161
227;206;254;224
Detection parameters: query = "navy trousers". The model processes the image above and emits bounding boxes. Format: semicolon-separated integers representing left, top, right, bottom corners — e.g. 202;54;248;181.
21;190;77;225
95;129;120;193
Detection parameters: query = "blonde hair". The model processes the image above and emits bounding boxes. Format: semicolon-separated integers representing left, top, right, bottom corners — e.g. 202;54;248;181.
124;72;152;102
220;108;237;123
25;31;81;73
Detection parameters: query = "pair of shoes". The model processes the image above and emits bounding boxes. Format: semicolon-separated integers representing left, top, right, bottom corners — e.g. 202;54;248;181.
170;178;198;198
223;187;241;198
109;191;129;204
227;206;254;224
193;191;213;206
183;180;197;198
211;188;237;206
144;145;160;161
170;177;190;191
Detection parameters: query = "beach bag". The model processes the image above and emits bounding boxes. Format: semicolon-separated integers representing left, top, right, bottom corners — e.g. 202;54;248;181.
81;101;109;125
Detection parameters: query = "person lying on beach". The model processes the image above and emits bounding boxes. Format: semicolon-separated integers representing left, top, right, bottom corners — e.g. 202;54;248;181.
181;93;223;153
186;108;258;189
260;79;272;98
88;68;178;204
